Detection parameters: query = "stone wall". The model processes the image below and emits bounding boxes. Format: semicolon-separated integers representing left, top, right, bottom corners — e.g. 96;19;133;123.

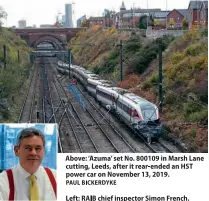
146;29;187;38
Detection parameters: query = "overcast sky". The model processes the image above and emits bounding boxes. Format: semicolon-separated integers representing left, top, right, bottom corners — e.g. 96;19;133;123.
1;0;193;27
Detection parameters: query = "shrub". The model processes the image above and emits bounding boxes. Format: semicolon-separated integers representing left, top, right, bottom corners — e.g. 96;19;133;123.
130;49;158;74
91;65;100;74
109;50;120;60
170;52;185;64
119;74;140;89
100;59;117;74
161;35;175;50
164;91;181;105
108;27;117;34
131;30;136;36
123;38;142;53
183;102;201;118
183;29;200;41
128;36;173;75
142;81;152;89
200;28;208;37
148;72;158;85
185;43;206;56
187;129;196;138
186;108;208;122
0;106;9;119
194;56;207;70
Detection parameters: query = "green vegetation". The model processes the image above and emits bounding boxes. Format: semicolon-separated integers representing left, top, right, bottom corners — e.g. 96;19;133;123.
127;36;174;74
70;26;122;79
137;15;154;29
0;27;32;121
182;18;188;30
71;26;174;80
96;50;119;74
123;38;142;54
163;31;207;123
139;30;208;126
70;27;208;152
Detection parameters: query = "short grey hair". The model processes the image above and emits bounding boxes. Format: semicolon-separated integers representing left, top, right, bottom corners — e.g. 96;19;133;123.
16;127;45;147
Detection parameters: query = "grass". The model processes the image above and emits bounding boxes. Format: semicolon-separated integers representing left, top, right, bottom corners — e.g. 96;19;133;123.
0;27;31;122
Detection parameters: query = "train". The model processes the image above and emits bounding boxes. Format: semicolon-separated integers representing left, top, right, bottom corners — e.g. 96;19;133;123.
56;60;162;143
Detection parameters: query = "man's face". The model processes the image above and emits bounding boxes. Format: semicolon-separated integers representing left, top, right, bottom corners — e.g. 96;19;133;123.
14;136;45;174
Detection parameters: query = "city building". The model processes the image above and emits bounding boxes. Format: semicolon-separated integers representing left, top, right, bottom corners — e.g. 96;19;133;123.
167;9;189;29
153;11;169;29
40;24;55;28
88;13;115;28
86;0;207;30
65;4;73;28
18;20;26;28
200;1;208;27
116;1;161;28
88;16;106;27
188;0;202;29
77;15;86;27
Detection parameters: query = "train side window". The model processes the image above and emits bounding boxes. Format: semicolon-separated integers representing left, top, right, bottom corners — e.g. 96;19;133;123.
118;101;122;109
124;105;129;113
125;105;128;113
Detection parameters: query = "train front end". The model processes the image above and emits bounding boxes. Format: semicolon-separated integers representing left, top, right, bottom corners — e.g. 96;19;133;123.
137;102;162;143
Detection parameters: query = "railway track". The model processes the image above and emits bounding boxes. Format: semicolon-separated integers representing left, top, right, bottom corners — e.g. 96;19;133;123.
51;57;183;153
42;60;56;123
17;58;63;152
17;57;182;153
55;83;99;153
46;58;137;153
74;85;137;153
76;83;173;153
146;140;173;153
18;60;39;122
54;74;132;153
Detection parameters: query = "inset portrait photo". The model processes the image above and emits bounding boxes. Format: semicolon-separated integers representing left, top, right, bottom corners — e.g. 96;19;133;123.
0;123;57;200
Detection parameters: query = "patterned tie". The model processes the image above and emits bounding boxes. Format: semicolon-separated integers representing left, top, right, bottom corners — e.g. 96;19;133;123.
29;175;39;201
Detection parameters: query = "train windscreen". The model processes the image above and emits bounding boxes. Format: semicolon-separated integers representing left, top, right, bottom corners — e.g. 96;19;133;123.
140;103;157;120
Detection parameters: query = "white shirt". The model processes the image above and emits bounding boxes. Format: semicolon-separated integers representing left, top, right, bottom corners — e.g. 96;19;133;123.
0;164;56;201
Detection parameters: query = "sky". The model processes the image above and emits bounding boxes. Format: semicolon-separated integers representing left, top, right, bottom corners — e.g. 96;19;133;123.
0;0;192;27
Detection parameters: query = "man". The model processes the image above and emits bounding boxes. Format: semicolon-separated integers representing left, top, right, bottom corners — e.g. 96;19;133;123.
0;127;56;201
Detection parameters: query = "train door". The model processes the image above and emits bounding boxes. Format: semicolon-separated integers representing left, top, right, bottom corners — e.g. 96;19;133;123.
126;104;132;123
96;88;103;105
115;96;123;117
110;93;116;110
113;94;119;111
128;106;133;123
130;107;142;129
118;96;127;121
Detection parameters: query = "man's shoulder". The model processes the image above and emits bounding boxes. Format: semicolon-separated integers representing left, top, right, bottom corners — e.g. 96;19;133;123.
50;169;56;176
40;166;56;177
41;166;56;172
0;169;10;192
0;170;7;179
0;167;16;180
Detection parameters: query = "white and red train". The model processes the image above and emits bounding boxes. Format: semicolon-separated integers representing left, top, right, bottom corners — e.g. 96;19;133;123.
57;60;162;143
